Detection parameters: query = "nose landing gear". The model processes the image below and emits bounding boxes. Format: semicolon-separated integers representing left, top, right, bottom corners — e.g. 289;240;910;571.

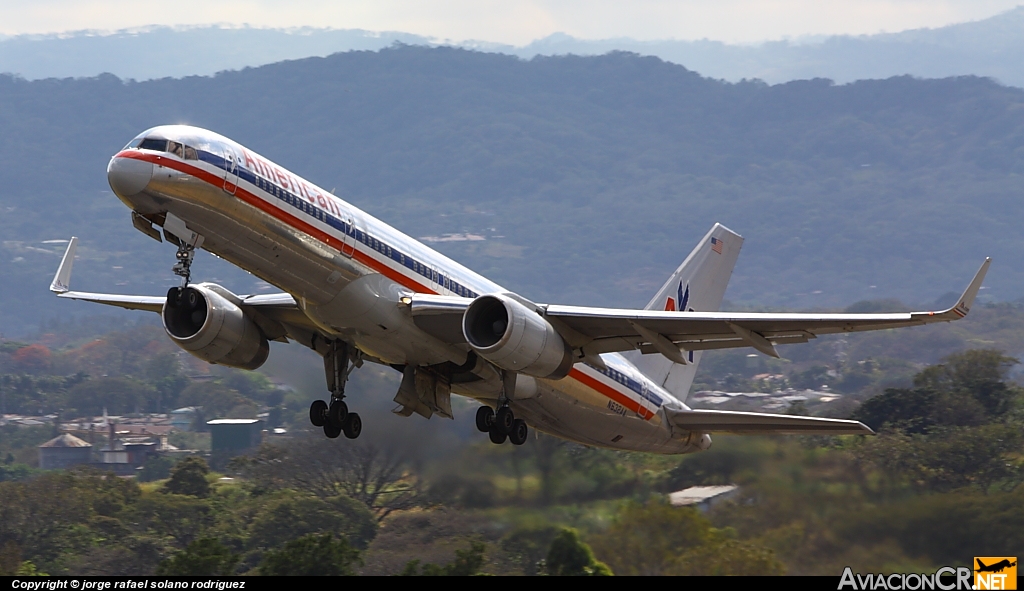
308;340;362;439
172;243;195;288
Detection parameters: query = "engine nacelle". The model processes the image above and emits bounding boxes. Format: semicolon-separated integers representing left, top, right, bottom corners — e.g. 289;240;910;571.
462;293;573;379
162;284;270;370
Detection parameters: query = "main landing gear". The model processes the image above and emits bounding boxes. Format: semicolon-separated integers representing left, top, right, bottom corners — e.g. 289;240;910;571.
309;340;362;440
476;371;528;445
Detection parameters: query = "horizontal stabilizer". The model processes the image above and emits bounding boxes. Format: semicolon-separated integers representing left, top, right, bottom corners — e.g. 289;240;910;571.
667;408;873;435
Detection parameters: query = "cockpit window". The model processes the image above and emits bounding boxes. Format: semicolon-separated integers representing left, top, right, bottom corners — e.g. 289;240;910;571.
125;138;144;149
136;137;199;159
139;138;167;151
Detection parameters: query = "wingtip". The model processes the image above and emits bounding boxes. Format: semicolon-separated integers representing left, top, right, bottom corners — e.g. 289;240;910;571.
49;237;78;294
932;257;990;319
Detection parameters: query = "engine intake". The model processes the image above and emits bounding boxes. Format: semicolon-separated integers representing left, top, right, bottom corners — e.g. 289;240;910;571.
463;294;573;379
162;284;269;370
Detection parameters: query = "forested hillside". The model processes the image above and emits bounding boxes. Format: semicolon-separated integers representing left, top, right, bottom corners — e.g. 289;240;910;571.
2;46;1024;337
3;324;1023;575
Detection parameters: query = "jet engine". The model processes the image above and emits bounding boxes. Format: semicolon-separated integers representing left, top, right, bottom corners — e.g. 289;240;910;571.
462;294;573;379
162;284;269;370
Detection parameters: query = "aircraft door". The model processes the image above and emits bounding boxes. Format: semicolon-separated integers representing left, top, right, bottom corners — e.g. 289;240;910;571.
430;265;442;294
223;152;239;195
340;211;356;258
638;381;651;420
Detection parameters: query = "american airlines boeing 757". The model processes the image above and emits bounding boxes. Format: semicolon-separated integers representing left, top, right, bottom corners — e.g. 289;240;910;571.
50;125;990;453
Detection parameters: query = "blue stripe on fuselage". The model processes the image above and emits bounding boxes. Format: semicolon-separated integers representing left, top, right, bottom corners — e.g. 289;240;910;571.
194;148;482;300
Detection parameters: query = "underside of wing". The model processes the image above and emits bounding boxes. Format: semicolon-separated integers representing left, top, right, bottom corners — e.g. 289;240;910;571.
667;408;874;435
56;291;165;312
551;257;989;359
50;237;319;344
407;258;990;364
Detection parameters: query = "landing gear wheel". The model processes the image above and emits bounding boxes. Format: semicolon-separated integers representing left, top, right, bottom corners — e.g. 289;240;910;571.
323;420;342;439
342;413;362;439
475;406;495;433
309;400;328;427
328;400;349;427
509;419;528;446
488;426;508;444
495;406;515;435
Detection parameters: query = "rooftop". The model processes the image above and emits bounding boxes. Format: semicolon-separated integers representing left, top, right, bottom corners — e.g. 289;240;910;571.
39;433;92;448
669;485;739;507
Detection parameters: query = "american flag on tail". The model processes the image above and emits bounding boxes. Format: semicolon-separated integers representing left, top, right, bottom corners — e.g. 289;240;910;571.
710;236;724;254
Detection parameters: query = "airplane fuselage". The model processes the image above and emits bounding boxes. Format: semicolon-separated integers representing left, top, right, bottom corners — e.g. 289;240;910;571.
107;125;706;454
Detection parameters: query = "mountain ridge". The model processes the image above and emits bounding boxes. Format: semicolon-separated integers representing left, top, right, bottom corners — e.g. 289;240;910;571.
5;8;1024;85
1;47;1021;336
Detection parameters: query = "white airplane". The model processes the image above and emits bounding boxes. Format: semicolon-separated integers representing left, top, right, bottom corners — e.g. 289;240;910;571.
50;125;990;453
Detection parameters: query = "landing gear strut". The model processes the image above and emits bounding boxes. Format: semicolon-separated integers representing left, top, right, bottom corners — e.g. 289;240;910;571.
172;242;195;288
309;340;362;439
476;371;528;446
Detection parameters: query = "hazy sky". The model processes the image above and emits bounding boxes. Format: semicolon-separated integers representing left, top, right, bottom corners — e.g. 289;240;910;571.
2;0;1022;44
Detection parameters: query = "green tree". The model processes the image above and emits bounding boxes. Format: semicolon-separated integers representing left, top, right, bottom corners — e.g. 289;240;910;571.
162;456;211;498
138;456;176;483
0;469;140;571
177;382;257;427
156;538;238;576
589;502;711;575
546;528;612;576
838;488;1024;565
856;423;1023;492
248;495;377;551
400;541;487;576
68;376;156;416
129;493;212;547
853;350;1022;433
259;533;360;576
667;536;785;576
144;352;188;413
501;526;560;575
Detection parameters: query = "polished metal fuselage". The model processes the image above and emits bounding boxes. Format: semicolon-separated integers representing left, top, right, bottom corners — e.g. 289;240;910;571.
107;125;704;454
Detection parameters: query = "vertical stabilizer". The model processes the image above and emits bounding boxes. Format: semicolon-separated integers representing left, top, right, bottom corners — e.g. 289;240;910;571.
623;223;743;401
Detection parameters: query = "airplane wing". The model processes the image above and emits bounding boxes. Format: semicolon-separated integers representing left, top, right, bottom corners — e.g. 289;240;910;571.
409;258;990;361
665;408;873;435
49;237;313;341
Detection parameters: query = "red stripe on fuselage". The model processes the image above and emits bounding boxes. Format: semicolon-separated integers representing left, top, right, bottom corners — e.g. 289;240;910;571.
118;150;435;294
569;368;653;420
116;150;657;422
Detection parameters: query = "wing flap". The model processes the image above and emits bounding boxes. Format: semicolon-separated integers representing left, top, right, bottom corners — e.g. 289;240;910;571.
667;408;874;435
408;294;472;344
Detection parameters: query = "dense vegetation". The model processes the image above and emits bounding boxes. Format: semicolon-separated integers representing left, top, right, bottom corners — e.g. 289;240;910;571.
2;46;1024;337
1;319;1022;575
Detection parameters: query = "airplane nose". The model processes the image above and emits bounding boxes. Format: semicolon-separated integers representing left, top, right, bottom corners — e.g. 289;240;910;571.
107;156;153;197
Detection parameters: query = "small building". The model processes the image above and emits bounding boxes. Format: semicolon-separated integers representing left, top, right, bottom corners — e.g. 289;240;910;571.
669;485;740;512
170;407;200;431
39;433;93;470
207;419;262;453
94;423;164;476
